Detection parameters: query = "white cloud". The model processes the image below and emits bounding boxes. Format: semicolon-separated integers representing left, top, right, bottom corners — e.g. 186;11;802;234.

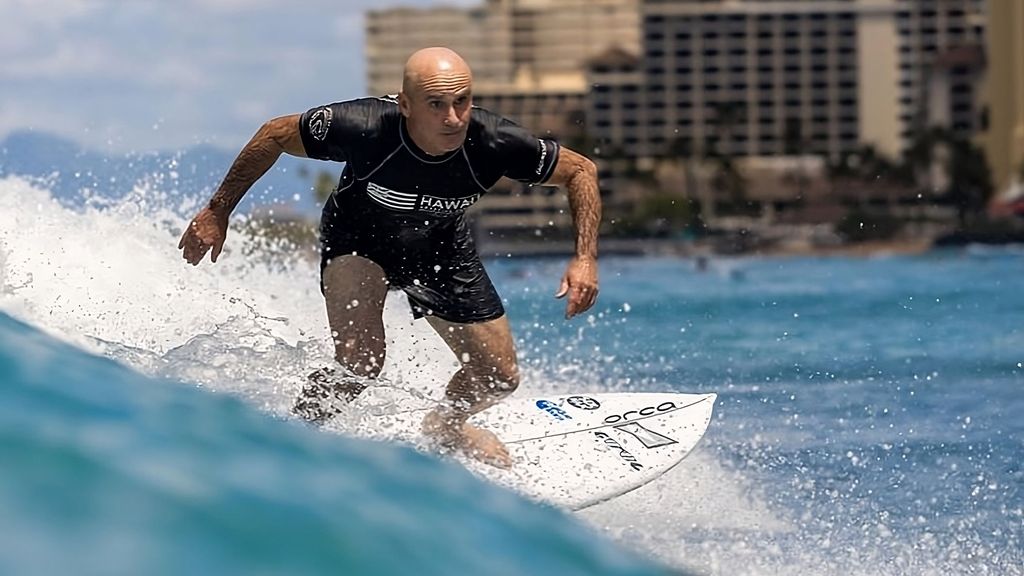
1;0;482;152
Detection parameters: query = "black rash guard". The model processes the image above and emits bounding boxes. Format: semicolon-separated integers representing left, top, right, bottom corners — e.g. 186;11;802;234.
298;95;560;323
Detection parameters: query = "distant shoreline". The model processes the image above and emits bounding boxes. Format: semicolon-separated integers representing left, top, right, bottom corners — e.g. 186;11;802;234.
477;235;1020;260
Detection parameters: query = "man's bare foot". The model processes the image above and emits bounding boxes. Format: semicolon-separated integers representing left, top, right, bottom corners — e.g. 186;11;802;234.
423;409;513;469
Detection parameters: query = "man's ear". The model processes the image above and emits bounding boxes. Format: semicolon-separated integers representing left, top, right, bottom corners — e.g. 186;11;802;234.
397;92;411;118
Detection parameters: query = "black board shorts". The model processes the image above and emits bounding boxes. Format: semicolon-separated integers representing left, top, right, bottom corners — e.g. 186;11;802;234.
318;198;505;324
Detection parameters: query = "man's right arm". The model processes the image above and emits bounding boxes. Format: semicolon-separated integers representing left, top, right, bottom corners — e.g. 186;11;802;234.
179;114;305;265
208;114;306;216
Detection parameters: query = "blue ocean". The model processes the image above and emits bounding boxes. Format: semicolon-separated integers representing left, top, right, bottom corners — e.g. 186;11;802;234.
0;174;1020;575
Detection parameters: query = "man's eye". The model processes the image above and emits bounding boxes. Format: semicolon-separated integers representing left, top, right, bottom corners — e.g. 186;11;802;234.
430;101;442;109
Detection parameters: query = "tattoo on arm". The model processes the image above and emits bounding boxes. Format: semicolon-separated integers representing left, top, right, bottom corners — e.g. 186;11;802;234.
208;114;305;215
551;147;601;259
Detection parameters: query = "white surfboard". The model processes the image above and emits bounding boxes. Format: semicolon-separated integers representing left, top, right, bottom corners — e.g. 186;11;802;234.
349;390;717;510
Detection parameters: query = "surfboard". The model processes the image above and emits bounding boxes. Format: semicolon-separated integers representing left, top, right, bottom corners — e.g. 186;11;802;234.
348;390;717;510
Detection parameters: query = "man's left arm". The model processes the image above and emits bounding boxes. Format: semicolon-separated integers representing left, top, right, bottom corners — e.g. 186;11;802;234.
545;146;601;319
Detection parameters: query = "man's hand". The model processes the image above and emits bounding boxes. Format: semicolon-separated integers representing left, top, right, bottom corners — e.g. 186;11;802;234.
178;206;228;265
555;256;598;319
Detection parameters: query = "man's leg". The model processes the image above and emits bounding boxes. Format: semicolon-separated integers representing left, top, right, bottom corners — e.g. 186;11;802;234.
293;255;388;422
422;314;520;468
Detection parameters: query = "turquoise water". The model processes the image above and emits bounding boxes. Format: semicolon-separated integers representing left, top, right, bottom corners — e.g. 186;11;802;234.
0;312;663;576
1;175;1021;575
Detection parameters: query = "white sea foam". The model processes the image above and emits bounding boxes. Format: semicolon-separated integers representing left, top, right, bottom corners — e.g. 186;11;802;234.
4;175;1016;576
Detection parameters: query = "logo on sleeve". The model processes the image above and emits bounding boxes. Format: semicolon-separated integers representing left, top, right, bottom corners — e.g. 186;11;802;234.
309;107;332;141
535;140;548;177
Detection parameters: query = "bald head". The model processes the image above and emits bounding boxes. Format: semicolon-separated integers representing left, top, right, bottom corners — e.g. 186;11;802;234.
402;47;473;95
398;47;474;156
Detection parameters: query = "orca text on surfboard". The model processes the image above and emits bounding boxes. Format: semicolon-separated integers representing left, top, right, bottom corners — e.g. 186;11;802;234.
602;401;678;425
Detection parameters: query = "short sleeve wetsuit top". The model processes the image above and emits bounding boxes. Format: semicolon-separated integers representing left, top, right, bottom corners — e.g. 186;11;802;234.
298;96;560;324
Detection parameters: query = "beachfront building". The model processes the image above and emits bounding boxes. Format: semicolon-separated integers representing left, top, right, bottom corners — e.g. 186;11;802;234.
894;0;987;142
980;0;1024;203
365;6;514;97
365;0;991;246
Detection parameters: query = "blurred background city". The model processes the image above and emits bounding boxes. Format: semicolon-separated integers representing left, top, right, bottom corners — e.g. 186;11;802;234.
363;0;1024;256
2;0;1023;257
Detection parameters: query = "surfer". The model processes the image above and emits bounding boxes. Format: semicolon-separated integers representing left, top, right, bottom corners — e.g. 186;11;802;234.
178;47;601;468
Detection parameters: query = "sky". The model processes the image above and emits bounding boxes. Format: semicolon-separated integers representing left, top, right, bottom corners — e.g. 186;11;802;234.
0;0;477;154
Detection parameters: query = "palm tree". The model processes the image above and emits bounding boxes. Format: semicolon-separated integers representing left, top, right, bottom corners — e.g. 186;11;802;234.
664;135;709;222
902;127;993;228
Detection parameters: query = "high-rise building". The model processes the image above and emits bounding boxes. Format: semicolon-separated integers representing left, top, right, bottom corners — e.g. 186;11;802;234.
365;6;514;97
894;0;987;141
368;0;989;161
586;0;986;162
363;0;994;238
593;0;897;160
980;0;1024;199
500;0;641;87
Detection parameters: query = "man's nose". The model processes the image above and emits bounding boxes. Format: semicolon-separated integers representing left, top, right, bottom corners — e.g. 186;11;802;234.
445;105;459;125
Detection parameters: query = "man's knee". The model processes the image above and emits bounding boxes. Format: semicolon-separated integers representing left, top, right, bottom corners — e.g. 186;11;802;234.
474;362;519;396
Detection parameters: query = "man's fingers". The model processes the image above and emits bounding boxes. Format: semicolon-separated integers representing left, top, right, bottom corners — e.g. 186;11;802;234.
180;233;207;266
555;278;569;299
185;245;200;265
564;287;582;318
564;284;598;318
178;221;225;266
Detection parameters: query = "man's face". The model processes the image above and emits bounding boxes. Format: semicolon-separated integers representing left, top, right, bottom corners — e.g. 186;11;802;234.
401;86;472;155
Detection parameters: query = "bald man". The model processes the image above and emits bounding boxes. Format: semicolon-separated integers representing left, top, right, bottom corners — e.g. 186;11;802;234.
179;47;601;468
